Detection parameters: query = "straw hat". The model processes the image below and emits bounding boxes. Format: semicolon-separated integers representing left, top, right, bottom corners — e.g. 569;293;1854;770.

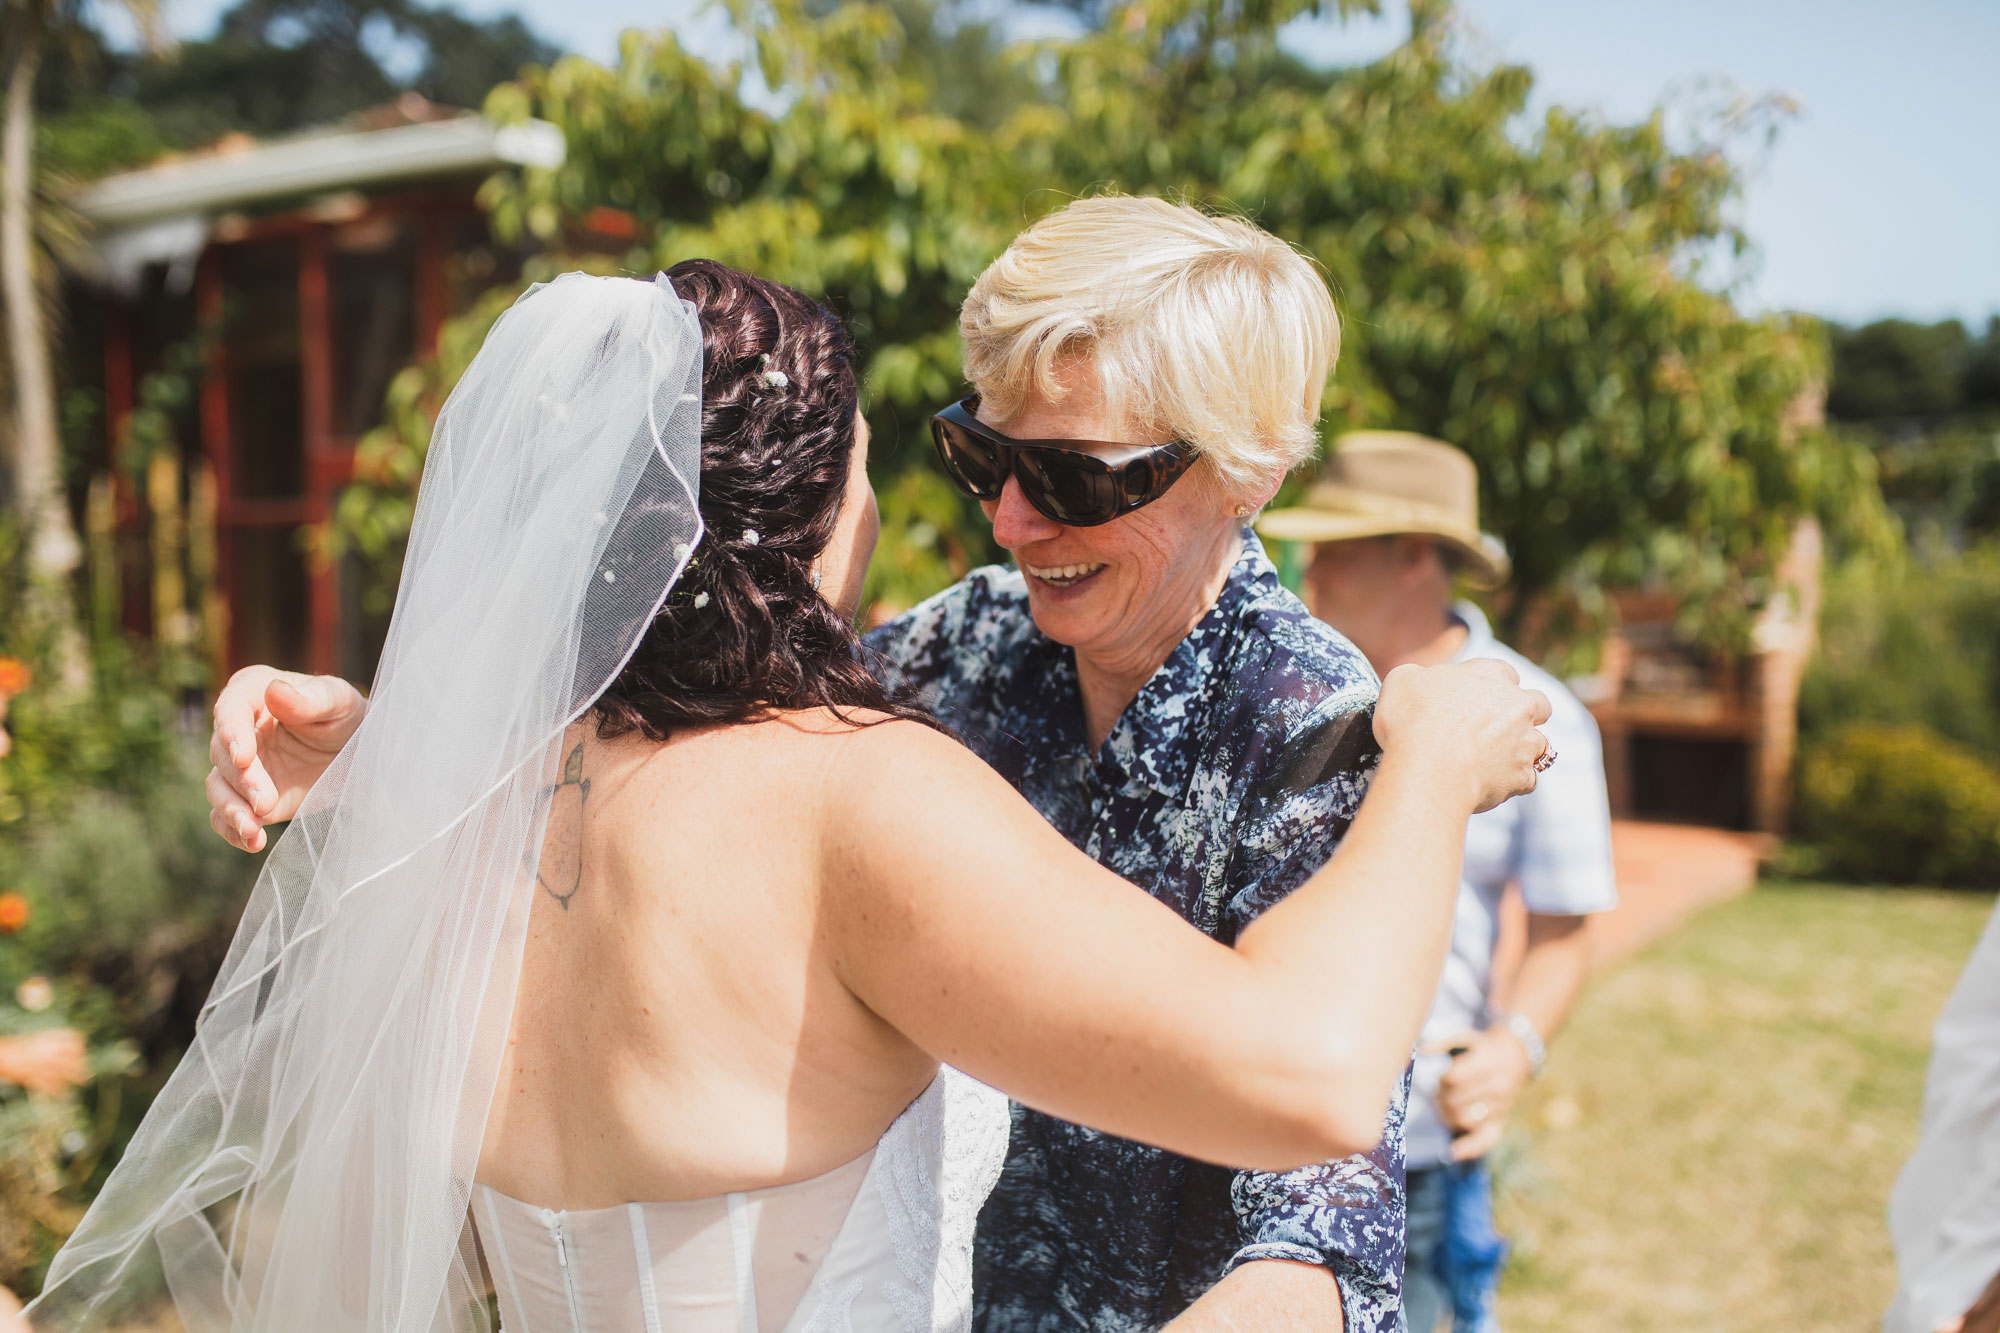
1259;430;1510;586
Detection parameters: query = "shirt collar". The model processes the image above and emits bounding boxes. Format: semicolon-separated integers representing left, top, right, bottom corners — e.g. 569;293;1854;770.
1450;598;1498;663
1095;531;1278;796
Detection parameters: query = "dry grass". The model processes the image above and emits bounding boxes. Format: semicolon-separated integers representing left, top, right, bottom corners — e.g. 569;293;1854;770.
1494;882;1994;1332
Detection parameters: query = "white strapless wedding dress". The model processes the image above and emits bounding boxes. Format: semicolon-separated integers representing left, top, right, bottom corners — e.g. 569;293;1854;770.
472;1069;1010;1333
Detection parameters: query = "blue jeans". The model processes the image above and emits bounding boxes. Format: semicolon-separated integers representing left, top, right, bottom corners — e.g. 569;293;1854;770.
1403;1162;1507;1333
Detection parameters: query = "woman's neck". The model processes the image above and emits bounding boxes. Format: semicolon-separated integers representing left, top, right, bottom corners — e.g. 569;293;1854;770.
1073;534;1242;753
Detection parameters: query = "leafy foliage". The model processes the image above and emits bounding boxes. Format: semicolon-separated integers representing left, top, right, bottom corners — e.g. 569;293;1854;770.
34;0;558;177
1827;316;2000;423
984;0;1891;646
455;8;1020;612
1821;316;2000;548
1799;542;2000;763
1796;724;2000;887
0;517;258;1287
129;0;559;142
1859;419;2000;546
326;0;1887;645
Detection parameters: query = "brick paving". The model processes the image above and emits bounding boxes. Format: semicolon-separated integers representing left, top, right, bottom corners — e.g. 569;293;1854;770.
1494;819;1772;985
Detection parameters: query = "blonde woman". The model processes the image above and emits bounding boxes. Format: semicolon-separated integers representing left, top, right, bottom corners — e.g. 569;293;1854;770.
874;197;1413;1332
189;213;1536;1333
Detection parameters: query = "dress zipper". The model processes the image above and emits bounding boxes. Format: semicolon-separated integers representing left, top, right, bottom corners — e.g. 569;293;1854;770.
540;1209;587;1333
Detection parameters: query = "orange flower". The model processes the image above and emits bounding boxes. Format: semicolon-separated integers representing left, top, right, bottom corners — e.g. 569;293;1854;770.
0;658;28;697
0;893;27;934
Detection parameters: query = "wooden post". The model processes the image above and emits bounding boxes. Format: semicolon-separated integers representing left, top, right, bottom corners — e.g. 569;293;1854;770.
299;224;341;676
189;462;228;687
85;473;118;646
103;301;135;514
415;208;447;357
196;247;238;670
102;299;147;636
148;450;188;653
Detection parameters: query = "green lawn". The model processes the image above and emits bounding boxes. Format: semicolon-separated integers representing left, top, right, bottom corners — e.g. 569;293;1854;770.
1495;882;1994;1332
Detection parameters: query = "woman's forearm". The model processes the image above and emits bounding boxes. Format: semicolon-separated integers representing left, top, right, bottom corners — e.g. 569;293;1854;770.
1235;746;1475;1147
828;662;1543;1171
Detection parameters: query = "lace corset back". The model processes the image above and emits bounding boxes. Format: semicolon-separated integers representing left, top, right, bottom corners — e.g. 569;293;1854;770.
473;1069;1010;1333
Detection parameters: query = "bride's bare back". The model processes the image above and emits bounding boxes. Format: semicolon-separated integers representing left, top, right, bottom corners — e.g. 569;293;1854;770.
476;652;1550;1215
479;712;937;1208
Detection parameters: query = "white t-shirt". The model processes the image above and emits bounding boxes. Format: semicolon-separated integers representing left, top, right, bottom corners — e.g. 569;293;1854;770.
1405;602;1620;1170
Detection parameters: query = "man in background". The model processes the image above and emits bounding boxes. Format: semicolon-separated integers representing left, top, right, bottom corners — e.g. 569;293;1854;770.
1262;432;1619;1332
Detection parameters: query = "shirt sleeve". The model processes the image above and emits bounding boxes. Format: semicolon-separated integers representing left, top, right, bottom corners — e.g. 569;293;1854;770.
1228;1072;1409;1333
860;607;925;692
1514;683;1619;917
859;574;977;702
859;566;1016;709
1217;697;1409;1332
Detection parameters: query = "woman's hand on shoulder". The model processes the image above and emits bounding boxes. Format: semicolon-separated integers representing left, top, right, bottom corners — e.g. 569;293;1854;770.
1373;659;1551;814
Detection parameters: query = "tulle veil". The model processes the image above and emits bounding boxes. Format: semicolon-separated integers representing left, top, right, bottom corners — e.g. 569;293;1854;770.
28;272;705;1331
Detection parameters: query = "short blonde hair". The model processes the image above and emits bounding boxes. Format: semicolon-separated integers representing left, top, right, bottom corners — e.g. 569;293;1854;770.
958;195;1339;493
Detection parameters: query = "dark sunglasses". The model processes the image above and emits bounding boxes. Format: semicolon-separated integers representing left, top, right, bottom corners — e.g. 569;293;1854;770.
929;397;1199;528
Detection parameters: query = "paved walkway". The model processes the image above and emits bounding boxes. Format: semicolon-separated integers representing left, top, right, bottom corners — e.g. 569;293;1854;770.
1495;819;1772;984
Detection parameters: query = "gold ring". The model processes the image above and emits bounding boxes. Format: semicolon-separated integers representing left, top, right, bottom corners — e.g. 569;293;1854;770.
1533;739;1558;773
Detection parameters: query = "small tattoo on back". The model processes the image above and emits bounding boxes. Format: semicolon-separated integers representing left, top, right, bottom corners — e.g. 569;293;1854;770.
532;742;591;910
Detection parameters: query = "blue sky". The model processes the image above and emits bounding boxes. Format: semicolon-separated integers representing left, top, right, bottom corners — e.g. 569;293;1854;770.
131;0;2000;330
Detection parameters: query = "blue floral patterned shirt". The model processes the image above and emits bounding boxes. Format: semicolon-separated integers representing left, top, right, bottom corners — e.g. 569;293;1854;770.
863;533;1408;1333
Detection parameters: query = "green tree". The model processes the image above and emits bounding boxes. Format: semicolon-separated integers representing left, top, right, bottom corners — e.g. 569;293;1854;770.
1800;541;2000;762
2;0;168;674
1826;317;1972;422
348;6;1025;612
127;0;558;143
338;0;1890;648
21;0;560;180
1964;316;2000;411
1824;316;2000;544
994;0;1887;645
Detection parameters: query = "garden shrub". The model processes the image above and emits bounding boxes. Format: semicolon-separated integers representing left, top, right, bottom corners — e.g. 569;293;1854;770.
1800;542;2000;762
1797;724;2000;886
0;527;260;1288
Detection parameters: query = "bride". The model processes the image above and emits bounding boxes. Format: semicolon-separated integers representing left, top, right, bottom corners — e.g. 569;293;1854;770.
28;262;1547;1332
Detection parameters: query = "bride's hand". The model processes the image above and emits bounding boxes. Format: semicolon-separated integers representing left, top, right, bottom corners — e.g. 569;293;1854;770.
1373;659;1552;814
207;668;367;852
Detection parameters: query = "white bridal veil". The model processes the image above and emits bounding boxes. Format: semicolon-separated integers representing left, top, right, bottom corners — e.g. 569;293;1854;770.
29;274;704;1331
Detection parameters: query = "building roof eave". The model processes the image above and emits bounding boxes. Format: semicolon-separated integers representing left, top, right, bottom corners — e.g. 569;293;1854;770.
74;115;566;232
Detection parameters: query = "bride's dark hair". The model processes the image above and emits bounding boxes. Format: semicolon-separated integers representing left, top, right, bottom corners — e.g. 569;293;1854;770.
592;258;934;739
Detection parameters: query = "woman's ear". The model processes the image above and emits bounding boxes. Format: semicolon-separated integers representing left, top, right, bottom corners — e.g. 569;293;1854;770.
1235;468;1287;516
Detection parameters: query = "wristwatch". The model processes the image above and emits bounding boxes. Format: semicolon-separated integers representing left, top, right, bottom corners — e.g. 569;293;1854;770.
1499;1011;1547;1078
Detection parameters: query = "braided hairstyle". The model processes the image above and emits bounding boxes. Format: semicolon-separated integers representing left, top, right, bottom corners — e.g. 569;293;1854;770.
592;258;936;740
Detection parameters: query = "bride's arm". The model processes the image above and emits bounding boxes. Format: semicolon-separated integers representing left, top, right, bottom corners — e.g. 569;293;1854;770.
820;658;1549;1174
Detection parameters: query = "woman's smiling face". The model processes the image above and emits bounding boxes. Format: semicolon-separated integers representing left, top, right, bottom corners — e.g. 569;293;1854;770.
976;360;1255;678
